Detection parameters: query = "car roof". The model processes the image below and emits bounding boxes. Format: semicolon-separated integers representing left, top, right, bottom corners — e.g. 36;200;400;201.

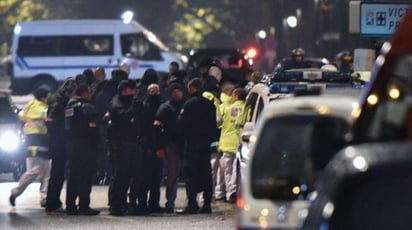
260;95;357;124
249;82;361;104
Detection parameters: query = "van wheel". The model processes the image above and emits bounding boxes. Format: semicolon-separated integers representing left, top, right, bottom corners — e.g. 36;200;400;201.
32;77;57;92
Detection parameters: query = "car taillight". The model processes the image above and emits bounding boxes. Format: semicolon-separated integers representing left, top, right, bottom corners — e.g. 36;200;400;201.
246;47;258;60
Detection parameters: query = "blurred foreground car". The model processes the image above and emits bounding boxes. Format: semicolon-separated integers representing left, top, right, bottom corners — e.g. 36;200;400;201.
302;8;412;230
302;142;412;230
236;94;358;230
0;91;25;180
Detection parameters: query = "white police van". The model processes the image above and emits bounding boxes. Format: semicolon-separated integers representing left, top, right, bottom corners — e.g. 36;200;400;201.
11;19;186;93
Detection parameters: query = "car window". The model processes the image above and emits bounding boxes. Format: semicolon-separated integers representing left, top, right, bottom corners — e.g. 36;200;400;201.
361;54;412;141
244;92;259;123
255;96;264;119
251;115;349;201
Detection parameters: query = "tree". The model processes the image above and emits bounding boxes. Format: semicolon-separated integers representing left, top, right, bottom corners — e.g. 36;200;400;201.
169;0;245;50
0;0;49;55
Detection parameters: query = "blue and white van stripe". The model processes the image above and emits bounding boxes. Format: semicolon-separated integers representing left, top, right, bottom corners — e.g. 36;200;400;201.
15;56;154;70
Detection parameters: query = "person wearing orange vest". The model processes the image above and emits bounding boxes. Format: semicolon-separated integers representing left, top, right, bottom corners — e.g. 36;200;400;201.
218;88;247;203
10;88;50;208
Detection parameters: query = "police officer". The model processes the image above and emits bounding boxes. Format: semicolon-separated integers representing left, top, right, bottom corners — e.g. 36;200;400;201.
45;77;77;213
138;83;164;213
154;83;186;213
335;51;354;73
65;84;100;216
178;78;217;214
281;48;306;71
107;80;142;216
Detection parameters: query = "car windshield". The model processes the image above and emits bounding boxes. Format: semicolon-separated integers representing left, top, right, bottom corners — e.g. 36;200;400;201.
251;115;349;201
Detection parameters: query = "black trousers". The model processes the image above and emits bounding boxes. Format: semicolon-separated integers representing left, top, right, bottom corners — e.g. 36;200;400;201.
94;125;111;185
66;138;96;210
137;152;163;208
108;140;139;210
45;132;66;210
184;145;213;208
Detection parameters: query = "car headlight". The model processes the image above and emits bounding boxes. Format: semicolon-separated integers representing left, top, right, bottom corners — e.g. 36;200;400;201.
0;131;20;152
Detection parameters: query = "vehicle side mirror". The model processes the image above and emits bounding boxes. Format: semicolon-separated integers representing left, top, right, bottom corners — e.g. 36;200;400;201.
241;133;251;142
241;122;254;143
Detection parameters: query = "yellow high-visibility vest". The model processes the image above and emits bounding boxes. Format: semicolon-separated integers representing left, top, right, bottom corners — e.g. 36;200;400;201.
218;100;246;154
20;99;48;135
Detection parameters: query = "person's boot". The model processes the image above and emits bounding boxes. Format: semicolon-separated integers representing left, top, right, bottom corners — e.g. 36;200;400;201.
66;206;78;216
148;205;165;213
177;205;199;214
78;207;100;216
199;204;212;214
9;194;16;207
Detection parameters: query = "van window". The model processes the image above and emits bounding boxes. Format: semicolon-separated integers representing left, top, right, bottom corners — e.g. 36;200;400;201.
62;35;113;56
251;115;349;201
18;36;61;56
120;33;162;60
17;35;113;56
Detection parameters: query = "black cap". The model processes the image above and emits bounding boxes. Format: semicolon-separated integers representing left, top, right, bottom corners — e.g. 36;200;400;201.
168;83;183;93
117;79;136;93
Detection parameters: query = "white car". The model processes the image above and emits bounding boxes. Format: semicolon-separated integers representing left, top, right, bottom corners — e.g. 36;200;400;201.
236;94;359;230
237;83;293;192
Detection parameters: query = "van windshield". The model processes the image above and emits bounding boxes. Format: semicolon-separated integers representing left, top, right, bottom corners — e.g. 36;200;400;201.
251;115;349;201
120;33;161;60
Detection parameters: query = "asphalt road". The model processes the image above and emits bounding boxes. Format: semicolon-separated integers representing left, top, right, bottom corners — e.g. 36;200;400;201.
0;176;236;230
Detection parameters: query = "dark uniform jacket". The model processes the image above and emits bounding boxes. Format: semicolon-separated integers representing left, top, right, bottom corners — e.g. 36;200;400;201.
154;99;184;150
107;95;142;142
140;94;161;153
47;92;69;133
64;96;98;143
179;91;217;151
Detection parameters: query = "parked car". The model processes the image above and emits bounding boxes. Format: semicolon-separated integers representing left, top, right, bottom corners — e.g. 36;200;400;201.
236;94;357;230
0;91;25;180
301;8;412;230
237;83;294;190
186;48;252;85
237;81;362;187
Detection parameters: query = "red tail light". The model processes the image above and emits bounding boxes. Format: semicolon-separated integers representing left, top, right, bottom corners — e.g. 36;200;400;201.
246;47;258;59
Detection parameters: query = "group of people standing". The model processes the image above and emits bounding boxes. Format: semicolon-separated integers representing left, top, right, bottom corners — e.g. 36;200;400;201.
8;60;252;216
